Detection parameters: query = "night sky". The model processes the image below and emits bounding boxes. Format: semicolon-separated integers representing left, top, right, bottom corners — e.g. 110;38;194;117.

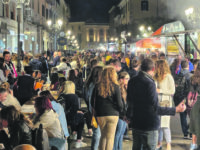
65;0;120;23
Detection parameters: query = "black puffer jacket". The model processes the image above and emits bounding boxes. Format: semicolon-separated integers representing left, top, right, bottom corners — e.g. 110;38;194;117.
3;120;32;150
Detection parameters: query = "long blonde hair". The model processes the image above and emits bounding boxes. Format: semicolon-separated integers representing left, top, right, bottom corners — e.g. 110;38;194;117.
97;66;118;98
63;81;75;94
154;60;171;82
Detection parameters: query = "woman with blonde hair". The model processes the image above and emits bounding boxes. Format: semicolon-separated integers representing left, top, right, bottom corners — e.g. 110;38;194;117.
91;66;123;150
57;81;87;148
154;60;175;150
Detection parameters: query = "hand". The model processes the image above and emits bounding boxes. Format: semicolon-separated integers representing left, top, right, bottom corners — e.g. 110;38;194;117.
156;88;160;93
5;70;10;77
77;110;84;114
176;101;186;113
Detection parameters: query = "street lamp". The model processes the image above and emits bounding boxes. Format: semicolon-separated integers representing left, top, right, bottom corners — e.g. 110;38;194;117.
139;26;145;32
185;7;194;16
47;19;63;50
147;26;152;31
2;0;30;72
138;25;153;38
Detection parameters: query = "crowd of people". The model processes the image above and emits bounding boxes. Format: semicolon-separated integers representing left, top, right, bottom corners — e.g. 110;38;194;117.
0;49;199;150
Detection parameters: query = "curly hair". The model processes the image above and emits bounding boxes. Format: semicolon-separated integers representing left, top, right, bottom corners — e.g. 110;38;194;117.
97;66;118;98
154;60;171;82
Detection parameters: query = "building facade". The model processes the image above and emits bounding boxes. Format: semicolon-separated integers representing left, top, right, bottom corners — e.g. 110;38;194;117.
109;0;170;40
0;0;70;54
68;22;109;50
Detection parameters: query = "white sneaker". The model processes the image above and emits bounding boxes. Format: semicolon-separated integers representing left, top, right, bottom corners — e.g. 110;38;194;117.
75;141;87;148
190;144;197;150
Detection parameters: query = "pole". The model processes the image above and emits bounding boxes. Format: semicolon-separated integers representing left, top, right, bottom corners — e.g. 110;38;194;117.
173;35;187;57
187;34;200;54
17;5;21;73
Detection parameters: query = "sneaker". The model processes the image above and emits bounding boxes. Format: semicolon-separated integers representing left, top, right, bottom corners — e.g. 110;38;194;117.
123;135;131;141
190;144;197;150
75;141;87;148
156;146;162;150
184;135;188;139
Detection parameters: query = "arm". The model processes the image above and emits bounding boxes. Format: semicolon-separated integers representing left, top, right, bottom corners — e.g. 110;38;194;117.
147;81;176;116
114;85;123;112
91;86;96;108
126;80;133;119
0;70;7;82
184;77;190;98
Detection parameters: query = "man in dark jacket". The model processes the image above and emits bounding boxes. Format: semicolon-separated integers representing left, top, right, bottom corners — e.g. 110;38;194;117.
17;66;35;105
127;58;186;150
29;54;43;71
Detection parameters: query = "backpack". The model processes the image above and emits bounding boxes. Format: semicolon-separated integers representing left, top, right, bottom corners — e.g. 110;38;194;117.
187;85;199;109
173;72;187;106
32;124;49;150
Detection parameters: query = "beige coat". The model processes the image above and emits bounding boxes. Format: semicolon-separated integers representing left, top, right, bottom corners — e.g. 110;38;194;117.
2;94;21;111
33;109;63;138
155;74;175;128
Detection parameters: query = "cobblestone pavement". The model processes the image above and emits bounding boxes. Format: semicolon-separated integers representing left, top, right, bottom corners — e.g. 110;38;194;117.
69;113;191;150
69;102;191;150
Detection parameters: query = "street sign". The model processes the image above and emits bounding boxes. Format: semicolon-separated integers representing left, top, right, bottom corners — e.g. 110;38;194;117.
60;32;65;37
57;37;67;46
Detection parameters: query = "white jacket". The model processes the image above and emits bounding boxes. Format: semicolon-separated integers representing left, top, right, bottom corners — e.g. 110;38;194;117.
33;109;63;138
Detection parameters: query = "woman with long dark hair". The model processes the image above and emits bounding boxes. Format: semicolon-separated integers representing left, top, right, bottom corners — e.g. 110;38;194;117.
85;66;103;150
91;66;123;150
113;71;130;150
0;106;32;150
68;69;83;97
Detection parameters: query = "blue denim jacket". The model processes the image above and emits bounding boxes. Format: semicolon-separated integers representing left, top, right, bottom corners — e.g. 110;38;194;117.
51;101;69;137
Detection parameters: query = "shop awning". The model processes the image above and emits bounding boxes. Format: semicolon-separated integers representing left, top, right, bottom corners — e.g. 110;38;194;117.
135;38;161;49
151;26;163;36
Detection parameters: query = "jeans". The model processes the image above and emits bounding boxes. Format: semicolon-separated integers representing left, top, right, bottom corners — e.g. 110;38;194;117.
180;110;189;136
91;126;101;150
113;119;127;150
132;129;158;150
158;127;171;143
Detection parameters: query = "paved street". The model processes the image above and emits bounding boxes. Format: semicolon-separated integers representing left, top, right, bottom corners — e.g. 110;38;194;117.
70;102;191;150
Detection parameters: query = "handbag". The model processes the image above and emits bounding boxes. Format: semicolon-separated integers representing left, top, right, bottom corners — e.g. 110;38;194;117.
91;88;98;128
158;82;171;107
